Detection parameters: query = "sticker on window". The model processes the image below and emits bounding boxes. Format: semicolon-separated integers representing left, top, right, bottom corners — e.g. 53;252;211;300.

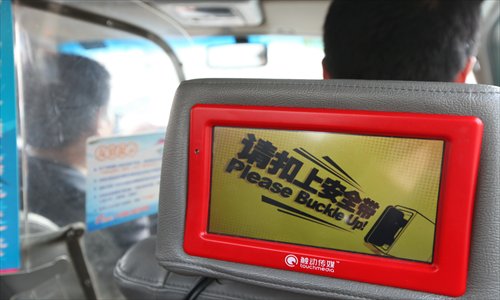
86;132;164;231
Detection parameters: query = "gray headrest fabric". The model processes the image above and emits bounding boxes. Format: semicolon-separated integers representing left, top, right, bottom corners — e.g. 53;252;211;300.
115;236;330;300
156;79;500;300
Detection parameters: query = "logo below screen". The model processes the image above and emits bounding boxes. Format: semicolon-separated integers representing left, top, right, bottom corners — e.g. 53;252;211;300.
285;254;337;273
285;254;298;267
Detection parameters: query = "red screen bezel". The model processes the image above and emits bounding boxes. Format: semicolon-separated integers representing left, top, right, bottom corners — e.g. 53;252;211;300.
184;104;483;297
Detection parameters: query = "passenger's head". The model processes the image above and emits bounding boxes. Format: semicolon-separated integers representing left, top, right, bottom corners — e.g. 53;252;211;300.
323;0;483;82
25;53;111;149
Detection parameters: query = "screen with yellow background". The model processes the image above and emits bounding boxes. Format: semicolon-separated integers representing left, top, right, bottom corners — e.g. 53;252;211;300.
209;127;444;263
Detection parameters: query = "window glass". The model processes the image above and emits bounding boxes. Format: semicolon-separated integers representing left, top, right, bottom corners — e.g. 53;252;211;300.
59;40;179;133
13;3;323;300
488;19;500;86
14;4;182;299
170;35;324;80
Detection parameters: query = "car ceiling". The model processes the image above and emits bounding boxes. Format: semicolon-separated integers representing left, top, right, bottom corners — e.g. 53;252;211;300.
14;0;331;43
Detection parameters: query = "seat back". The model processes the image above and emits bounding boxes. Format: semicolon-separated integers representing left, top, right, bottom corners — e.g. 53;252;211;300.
156;79;499;299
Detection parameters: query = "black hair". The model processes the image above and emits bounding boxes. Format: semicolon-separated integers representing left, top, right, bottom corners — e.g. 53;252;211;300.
323;0;483;81
24;53;110;149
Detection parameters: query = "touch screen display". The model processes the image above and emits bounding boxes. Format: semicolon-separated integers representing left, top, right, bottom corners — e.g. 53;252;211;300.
209;127;444;263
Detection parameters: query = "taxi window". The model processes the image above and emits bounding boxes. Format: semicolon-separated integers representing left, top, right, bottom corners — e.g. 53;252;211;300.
172;35;324;80
59;40;179;132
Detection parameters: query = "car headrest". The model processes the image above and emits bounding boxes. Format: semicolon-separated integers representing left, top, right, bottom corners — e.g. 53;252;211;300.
156;79;499;299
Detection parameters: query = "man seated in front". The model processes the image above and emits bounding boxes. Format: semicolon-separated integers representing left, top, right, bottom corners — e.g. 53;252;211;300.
322;0;483;83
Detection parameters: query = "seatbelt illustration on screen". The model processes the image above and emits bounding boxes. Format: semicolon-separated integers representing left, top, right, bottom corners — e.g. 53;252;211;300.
209;127;444;263
364;206;435;262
